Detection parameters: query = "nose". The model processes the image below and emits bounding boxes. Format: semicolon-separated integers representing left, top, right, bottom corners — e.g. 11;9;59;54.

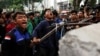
22;16;27;21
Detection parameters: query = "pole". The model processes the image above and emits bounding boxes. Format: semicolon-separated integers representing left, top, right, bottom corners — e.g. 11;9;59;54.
54;0;57;9
40;24;62;42
27;0;30;11
40;22;91;42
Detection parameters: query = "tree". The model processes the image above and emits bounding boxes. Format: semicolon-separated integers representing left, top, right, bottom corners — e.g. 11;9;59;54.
33;0;42;2
0;0;42;11
73;0;82;10
71;0;96;10
0;1;6;8
84;0;96;7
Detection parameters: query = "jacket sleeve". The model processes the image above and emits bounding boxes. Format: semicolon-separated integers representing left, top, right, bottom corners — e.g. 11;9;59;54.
32;21;44;38
2;33;14;56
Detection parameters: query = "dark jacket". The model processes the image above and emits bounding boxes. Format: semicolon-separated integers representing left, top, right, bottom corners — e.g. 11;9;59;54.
32;20;57;48
2;27;33;56
0;24;6;43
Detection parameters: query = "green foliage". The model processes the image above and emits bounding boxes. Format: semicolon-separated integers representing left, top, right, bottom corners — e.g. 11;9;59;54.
73;0;82;10
89;0;96;7
0;0;42;11
9;0;23;11
33;0;42;2
71;0;96;10
0;0;23;11
0;1;6;8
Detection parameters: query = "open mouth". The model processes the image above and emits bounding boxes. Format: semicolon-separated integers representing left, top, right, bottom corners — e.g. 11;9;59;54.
22;22;27;25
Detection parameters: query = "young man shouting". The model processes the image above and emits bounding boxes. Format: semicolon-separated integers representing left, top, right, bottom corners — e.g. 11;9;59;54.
2;11;33;56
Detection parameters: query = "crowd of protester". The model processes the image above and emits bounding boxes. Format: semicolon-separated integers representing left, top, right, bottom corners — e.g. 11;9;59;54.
0;3;100;56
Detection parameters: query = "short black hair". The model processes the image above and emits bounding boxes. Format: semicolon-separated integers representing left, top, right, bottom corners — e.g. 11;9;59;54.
34;11;40;14
27;12;34;16
6;11;14;19
70;10;77;14
78;10;84;14
95;4;100;11
79;7;84;11
0;8;3;14
13;11;26;20
52;10;58;17
43;8;51;16
85;6;91;12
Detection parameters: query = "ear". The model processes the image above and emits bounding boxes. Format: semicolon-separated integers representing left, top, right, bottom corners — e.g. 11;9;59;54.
44;14;46;18
13;19;17;24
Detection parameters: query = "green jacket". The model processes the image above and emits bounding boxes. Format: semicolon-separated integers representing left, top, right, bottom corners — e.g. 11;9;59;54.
34;17;43;27
27;19;33;35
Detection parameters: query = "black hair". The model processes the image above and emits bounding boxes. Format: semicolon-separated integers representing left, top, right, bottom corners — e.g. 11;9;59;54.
85;6;91;12
95;4;100;11
27;12;34;16
79;7;84;11
13;11;26;20
70;10;77;14
78;10;84;14
0;8;3;14
6;11;14;19
52;10;58;17
34;11;40;14
43;8;51;16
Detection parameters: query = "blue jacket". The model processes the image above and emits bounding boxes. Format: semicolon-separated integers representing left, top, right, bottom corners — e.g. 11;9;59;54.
55;18;67;39
32;20;57;48
2;27;33;56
